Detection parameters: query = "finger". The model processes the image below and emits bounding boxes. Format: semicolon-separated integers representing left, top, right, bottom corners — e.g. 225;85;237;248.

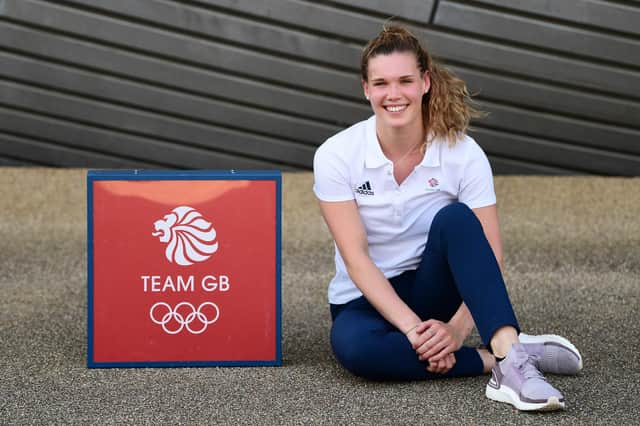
426;358;444;373
423;319;441;329
412;331;433;351
417;335;441;358
415;329;439;355
435;355;451;374
421;321;441;337
411;323;434;350
415;321;430;334
424;337;452;359
427;345;453;363
424;331;452;354
428;339;456;361
426;343;453;362
437;359;449;374
445;354;454;371
428;359;444;374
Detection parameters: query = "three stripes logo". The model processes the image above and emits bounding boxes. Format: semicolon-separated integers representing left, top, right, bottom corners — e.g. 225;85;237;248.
355;181;374;196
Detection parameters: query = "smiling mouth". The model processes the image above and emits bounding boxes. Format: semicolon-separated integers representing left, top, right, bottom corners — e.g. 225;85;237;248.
384;105;408;113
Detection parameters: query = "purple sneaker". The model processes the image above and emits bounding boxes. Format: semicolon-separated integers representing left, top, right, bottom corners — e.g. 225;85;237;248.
486;343;565;411
520;333;583;375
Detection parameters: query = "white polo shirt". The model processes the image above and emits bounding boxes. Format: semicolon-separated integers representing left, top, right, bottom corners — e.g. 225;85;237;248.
313;115;496;305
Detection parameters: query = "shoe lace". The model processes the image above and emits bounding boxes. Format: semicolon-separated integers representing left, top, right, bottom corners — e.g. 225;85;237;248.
514;349;546;381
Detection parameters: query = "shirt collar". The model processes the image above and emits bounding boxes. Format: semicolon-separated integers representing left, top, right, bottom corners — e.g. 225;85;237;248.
364;115;442;169
418;135;442;168
364;116;389;169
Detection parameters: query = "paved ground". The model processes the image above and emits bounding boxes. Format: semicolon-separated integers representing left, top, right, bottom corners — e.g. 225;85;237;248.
1;169;639;425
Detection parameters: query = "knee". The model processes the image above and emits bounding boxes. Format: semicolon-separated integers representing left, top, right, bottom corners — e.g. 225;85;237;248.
431;202;480;236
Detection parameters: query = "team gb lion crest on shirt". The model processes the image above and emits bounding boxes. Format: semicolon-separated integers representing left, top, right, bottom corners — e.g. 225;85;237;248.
151;206;219;266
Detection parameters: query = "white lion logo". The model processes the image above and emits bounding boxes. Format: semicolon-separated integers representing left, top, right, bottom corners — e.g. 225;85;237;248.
151;206;218;266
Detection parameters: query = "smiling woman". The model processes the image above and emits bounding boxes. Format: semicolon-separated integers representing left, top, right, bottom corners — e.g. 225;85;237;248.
312;25;583;412
364;51;427;144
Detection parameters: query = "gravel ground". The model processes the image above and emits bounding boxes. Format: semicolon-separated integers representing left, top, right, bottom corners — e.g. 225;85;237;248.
1;169;638;425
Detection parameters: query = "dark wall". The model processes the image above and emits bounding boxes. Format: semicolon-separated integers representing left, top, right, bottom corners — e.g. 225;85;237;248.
1;0;638;174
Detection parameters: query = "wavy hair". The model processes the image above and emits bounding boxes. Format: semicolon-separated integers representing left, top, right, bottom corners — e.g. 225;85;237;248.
360;25;483;146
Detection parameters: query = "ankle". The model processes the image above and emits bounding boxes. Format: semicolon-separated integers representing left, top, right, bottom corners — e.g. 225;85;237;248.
478;348;496;373
490;326;519;358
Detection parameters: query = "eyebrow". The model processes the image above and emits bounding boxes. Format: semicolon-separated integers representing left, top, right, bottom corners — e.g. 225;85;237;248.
370;75;415;82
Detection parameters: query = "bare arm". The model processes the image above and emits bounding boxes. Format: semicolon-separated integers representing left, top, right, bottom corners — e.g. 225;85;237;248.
318;199;422;339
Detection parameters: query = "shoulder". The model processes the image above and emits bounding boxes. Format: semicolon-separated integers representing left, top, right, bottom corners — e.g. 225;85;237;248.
438;133;488;168
313;117;373;201
314;117;372;172
441;133;484;156
458;134;487;159
434;133;493;190
316;117;371;157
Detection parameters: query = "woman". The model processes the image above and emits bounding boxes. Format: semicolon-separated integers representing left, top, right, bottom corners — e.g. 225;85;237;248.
313;25;582;412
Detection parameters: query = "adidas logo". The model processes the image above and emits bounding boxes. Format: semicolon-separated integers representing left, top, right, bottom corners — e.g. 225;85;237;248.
355;181;374;196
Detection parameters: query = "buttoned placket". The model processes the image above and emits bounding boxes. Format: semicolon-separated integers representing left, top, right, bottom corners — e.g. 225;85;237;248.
381;163;400;221
387;163;422;223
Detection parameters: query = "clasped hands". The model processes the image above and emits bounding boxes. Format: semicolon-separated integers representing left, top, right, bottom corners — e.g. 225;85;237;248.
406;319;464;374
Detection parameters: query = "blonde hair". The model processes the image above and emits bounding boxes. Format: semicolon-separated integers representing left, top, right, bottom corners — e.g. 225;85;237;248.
361;25;483;146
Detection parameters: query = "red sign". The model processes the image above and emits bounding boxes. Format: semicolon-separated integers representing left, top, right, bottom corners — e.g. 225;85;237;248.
87;171;281;367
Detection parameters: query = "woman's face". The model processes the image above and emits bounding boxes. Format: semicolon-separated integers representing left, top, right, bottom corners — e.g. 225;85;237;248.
363;51;430;132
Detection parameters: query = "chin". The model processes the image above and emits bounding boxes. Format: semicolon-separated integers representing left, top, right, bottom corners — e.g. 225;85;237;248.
381;114;417;129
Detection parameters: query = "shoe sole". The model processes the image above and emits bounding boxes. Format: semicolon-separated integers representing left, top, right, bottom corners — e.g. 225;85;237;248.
519;333;583;372
486;384;565;411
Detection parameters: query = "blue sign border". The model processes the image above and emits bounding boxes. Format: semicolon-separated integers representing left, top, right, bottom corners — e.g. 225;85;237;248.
87;170;282;368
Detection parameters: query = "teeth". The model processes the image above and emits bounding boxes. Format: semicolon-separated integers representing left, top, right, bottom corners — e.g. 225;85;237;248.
386;105;407;112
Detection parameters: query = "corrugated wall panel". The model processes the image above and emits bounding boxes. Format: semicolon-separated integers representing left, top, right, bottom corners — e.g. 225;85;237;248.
0;131;153;168
0;107;287;169
436;2;639;67
0;25;368;125
455;66;640;128
0;157;39;166
471;0;640;36
479;100;640;155
0;0;638;174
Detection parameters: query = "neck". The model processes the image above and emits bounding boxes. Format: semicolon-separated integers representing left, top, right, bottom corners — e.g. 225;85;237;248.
376;120;425;160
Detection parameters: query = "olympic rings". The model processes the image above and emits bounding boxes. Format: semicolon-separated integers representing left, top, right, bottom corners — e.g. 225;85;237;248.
149;301;220;335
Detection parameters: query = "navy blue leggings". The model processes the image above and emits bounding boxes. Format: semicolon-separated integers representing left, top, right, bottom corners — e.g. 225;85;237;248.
330;202;520;381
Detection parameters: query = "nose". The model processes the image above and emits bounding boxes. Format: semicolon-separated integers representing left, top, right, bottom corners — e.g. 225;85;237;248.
387;83;400;100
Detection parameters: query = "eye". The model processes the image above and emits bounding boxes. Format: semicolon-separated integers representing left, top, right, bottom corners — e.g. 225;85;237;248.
373;82;386;86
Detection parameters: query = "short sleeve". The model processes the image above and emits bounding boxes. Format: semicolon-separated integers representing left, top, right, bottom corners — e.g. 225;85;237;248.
458;140;496;209
313;141;354;202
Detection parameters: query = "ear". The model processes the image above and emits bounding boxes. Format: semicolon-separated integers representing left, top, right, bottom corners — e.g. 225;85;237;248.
362;80;370;100
422;71;431;95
